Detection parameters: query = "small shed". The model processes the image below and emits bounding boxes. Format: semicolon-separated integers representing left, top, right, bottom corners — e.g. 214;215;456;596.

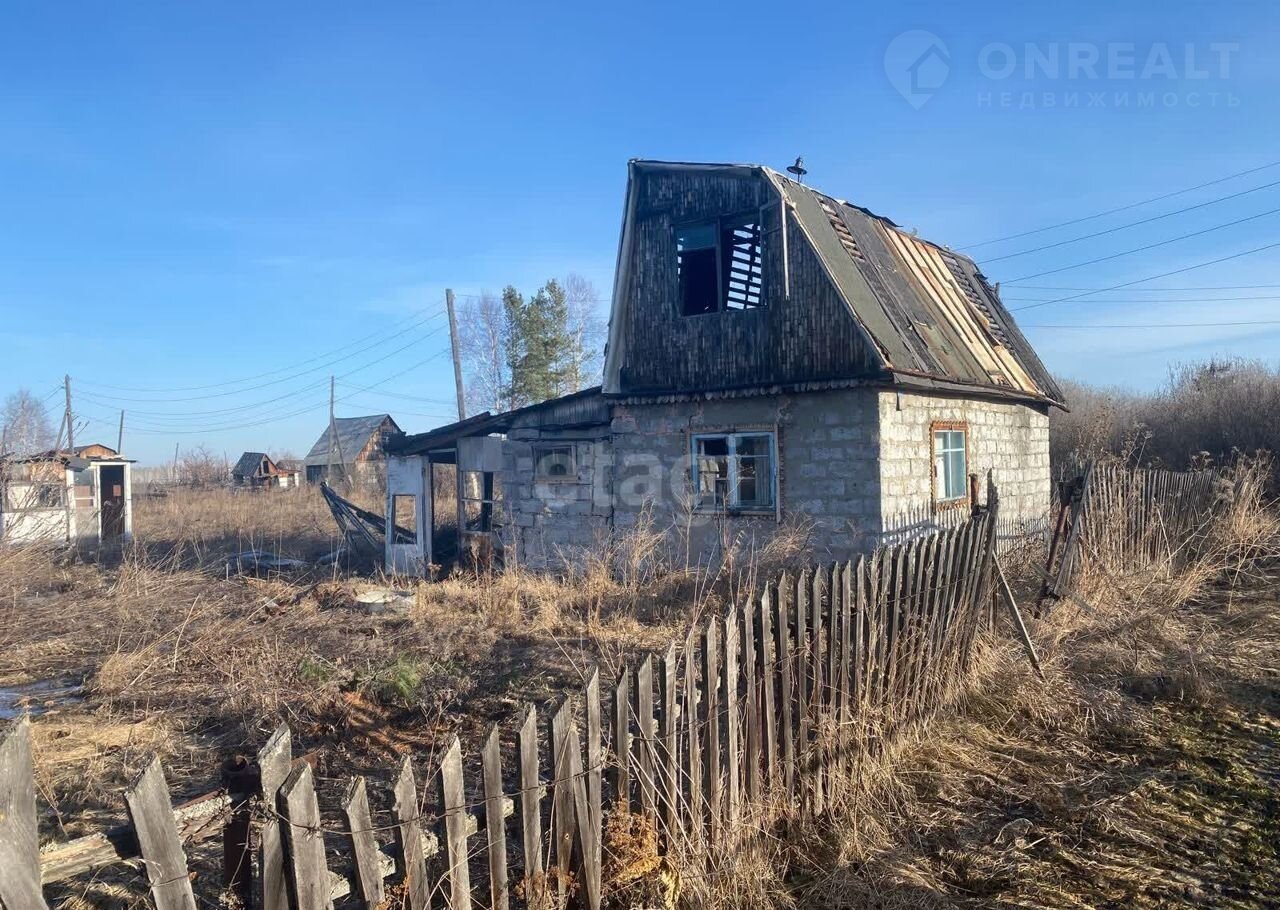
303;415;401;486
231;452;300;488
0;444;133;545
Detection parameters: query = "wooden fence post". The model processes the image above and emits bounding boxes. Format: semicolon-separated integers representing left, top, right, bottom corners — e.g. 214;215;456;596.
741;599;762;806
439;736;472;910
757;584;778;793
393;755;430;910
701;616;722;847
682;626;703;848
257;724;292;910
658;642;680;845
342;777;385;909
723;609;741;835
611;669;631;809
277;763;332;910
518;706;543;903
0;718;49;910
481;728;510;910
635;656;658;823
124;756;198;910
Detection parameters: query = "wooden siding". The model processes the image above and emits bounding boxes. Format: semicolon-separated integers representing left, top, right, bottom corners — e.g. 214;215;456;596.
615;169;882;395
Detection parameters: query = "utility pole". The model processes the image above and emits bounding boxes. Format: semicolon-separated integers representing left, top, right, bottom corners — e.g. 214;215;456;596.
116;410;125;454
327;375;337;484
445;288;466;421
63;374;75;453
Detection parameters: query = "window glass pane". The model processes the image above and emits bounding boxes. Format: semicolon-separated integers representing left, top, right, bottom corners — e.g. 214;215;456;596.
733;433;774;509
678;222;719;316
947;450;967;498
535;445;575;479
695;437;729;507
677;223;716;250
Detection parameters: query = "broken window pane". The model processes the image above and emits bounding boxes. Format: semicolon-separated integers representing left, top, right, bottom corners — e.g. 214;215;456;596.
692;432;775;512
535;445;575;480
677;223;719;315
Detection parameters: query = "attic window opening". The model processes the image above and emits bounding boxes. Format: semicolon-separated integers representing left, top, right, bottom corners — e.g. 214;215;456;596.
677;214;764;316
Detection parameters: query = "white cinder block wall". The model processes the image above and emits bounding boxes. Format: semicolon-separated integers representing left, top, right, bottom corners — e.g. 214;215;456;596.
876;390;1051;526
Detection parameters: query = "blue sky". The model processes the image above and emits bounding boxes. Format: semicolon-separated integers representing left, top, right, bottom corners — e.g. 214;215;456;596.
2;0;1279;464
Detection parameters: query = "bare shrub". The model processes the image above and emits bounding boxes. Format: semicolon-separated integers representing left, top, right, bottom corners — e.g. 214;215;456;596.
1052;358;1280;483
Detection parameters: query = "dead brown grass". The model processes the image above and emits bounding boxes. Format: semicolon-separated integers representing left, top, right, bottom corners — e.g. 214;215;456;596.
693;459;1280;910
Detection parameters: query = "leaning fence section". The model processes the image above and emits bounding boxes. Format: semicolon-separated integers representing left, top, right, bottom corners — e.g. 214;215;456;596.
1043;461;1224;599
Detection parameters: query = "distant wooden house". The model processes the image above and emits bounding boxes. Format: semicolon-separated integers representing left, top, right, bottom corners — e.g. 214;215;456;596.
230;452;300;488
0;443;133;545
303;415;401;486
383;159;1065;575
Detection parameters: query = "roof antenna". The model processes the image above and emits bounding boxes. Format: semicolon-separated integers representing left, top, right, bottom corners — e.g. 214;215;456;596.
786;156;807;183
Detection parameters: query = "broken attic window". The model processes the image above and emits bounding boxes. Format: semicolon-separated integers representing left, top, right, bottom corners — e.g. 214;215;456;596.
534;444;576;480
721;218;763;309
677;215;765;315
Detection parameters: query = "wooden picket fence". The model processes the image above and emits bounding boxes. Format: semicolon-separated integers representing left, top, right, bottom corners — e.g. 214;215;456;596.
1042;461;1225;600
4;488;1011;910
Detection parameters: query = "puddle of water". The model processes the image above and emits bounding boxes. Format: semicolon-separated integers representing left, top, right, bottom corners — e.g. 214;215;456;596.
0;679;84;720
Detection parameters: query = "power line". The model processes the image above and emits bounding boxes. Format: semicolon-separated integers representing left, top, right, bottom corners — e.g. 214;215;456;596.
1025;320;1280;328
1003;206;1280;283
85;350;451;436
78;312;446;403
961;157;1280;249
1002;283;1280;291
1008;240;1280;312
1002;294;1280;304
979;178;1280;264
76;323;450;422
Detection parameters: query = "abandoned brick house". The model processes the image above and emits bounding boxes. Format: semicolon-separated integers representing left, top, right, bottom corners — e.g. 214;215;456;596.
384;160;1065;575
303;414;401;486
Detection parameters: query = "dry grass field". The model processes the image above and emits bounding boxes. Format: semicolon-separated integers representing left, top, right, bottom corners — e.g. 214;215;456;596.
3;471;1278;909
0;485;799;850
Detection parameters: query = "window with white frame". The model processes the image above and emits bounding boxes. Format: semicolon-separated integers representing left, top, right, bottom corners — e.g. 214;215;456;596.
932;424;968;503
692;431;776;512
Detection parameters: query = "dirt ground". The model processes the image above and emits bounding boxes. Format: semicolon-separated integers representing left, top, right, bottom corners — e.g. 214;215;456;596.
783;564;1280;910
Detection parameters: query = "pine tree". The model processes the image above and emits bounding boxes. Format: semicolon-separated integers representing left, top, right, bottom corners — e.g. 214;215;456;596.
504;279;574;406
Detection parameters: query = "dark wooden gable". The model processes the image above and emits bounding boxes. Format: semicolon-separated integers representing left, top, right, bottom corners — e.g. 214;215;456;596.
608;165;883;396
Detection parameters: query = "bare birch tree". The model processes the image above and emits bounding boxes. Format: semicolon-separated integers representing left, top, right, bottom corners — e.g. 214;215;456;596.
2;389;55;457
563;273;606;392
457;290;514;414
